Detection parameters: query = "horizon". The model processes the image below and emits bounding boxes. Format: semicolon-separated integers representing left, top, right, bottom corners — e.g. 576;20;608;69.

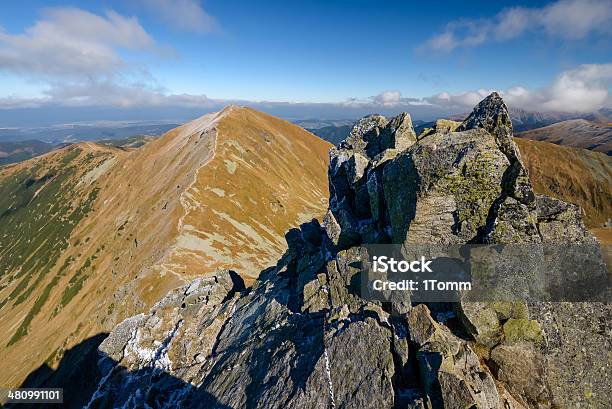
0;0;611;126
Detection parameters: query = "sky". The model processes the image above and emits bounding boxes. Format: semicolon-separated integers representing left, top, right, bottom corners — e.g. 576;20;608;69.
0;0;611;125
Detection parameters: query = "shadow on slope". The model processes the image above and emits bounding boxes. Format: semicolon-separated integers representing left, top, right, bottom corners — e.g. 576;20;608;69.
8;333;107;409
8;333;235;409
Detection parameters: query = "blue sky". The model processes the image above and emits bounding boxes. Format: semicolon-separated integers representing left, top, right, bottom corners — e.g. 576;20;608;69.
0;0;610;124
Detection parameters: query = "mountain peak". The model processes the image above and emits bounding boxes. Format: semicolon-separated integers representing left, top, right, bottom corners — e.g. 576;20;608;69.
0;105;332;388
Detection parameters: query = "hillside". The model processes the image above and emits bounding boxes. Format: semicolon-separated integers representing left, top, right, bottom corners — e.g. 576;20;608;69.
0;106;331;388
517;119;612;155
515;138;611;228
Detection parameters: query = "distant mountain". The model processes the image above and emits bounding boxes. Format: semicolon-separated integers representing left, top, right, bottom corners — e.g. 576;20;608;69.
516;119;611;155
0;107;331;390
0;140;55;165
306;124;352;145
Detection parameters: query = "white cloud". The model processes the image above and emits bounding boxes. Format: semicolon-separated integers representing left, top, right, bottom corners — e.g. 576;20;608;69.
140;0;218;34
0;79;215;109
373;90;402;106
425;0;612;51
0;63;609;116
0;8;155;78
539;63;612;111
424;64;612;112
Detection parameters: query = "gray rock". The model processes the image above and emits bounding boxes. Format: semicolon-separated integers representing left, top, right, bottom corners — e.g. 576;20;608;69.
409;304;502;409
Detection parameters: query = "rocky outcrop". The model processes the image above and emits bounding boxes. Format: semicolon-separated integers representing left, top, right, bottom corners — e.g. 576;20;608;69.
86;94;610;408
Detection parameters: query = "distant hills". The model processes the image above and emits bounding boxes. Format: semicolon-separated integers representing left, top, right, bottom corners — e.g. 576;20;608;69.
0;122;178;144
2;108;610;167
0;140;55;165
516;119;611;155
0;135;158;166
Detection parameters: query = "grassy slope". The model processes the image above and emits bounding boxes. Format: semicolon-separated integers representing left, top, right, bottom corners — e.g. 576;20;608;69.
515;138;612;230
0;107;331;388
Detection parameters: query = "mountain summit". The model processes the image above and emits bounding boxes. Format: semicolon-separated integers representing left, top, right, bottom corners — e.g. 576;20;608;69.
0;107;331;388
79;94;609;408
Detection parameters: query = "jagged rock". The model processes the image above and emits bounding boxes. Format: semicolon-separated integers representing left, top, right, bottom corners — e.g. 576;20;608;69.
383;128;508;243
326;112;417;247
535;195;597;243
342;114;389;158
323;208;360;248
408;304;502;408
380;112;417;152
325;317;396;408
486;196;541;243
457;92;534;205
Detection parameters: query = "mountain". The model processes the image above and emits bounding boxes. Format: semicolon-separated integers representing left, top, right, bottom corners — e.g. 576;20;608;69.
0;140;55;165
515;138;612;229
0;106;331;389
516;119;612;155
47;94;609;408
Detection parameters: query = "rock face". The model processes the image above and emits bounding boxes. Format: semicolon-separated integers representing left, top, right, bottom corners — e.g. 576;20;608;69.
86;94;610;408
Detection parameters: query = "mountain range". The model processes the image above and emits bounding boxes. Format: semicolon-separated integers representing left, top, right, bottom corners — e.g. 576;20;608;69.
0;96;610;408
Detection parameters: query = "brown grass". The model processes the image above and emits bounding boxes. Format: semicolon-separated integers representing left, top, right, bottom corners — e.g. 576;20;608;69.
515;138;612;228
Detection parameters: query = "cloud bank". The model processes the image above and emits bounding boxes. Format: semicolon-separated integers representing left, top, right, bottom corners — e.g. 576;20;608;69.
422;64;612;113
425;0;612;51
1;64;610;117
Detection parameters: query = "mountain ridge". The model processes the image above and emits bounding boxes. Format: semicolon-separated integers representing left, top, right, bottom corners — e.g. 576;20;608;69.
0;106;331;388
